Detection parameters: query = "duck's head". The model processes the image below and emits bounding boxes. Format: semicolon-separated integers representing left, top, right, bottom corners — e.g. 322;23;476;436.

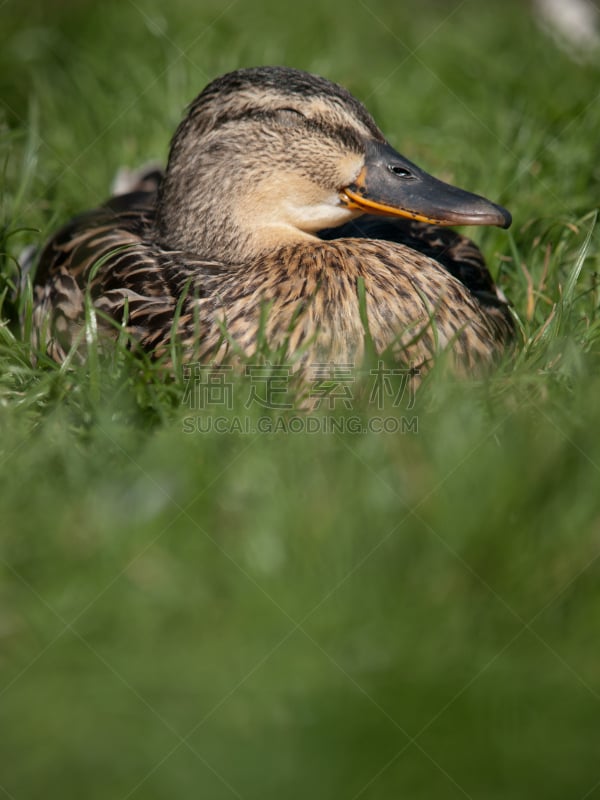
157;66;511;261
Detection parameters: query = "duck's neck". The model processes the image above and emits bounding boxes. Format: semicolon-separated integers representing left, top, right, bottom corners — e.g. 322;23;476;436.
155;145;359;262
157;191;319;264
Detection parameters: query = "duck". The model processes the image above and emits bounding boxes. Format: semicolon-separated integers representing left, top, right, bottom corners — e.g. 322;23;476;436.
31;66;514;374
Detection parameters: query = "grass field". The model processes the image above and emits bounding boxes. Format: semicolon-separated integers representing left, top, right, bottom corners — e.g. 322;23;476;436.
1;0;600;797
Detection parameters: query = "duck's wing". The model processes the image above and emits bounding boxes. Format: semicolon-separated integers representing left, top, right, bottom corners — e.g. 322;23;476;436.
32;196;161;360
32;179;232;362
318;216;508;309
33;164;161;288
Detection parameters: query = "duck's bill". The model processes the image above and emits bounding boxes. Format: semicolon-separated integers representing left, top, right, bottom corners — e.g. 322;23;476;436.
341;140;511;229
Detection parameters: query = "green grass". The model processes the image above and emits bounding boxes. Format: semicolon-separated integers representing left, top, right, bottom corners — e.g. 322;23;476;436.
2;0;600;797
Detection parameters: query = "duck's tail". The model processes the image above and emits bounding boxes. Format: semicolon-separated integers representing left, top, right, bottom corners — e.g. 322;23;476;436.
110;162;164;197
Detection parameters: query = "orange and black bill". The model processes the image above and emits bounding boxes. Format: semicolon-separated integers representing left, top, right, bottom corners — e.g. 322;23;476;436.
342;139;511;229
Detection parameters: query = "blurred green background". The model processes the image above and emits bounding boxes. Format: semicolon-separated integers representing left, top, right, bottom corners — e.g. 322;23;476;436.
1;0;600;798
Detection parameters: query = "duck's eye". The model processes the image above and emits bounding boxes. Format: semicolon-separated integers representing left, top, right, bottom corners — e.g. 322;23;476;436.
388;164;413;178
277;107;305;117
274;107;306;125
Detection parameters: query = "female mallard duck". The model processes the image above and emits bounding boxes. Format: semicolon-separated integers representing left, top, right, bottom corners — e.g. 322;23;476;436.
31;66;513;372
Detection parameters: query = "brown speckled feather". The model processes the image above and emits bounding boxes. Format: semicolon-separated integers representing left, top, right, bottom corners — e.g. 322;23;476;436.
31;66;514;372
33;184;512;370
